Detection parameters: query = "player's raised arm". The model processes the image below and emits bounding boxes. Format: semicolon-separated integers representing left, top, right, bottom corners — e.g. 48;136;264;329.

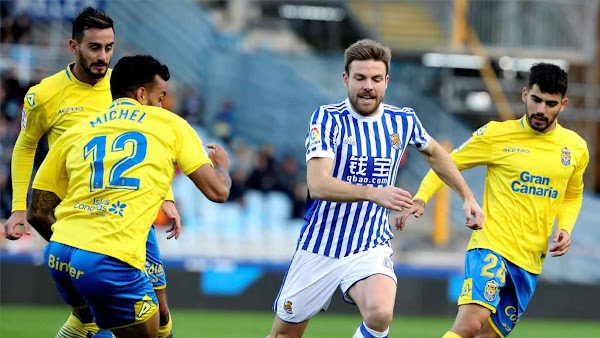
186;143;231;203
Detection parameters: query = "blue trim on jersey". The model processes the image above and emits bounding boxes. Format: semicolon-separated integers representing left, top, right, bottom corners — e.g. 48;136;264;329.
65;69;72;81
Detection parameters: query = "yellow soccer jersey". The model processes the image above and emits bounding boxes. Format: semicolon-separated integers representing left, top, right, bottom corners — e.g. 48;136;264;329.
414;116;589;274
32;98;212;270
12;63;112;211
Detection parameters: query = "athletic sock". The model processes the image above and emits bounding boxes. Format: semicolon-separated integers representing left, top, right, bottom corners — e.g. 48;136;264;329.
56;313;88;338
352;322;389;338
158;312;173;338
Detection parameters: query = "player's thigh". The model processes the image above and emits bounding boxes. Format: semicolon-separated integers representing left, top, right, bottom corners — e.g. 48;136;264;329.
343;246;397;320
44;242;87;308
146;225;167;289
112;310;159;338
488;261;537;337
69;249;159;330
273;249;343;324
458;249;507;313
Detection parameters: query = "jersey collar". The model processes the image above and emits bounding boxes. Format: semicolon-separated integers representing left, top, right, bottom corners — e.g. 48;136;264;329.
519;115;561;135
65;62;111;89
110;98;142;109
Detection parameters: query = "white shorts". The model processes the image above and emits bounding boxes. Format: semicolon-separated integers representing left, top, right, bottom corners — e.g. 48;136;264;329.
273;245;397;323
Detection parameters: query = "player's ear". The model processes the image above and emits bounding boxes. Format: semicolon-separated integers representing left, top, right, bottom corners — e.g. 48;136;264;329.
521;87;528;103
134;87;146;104
68;39;78;56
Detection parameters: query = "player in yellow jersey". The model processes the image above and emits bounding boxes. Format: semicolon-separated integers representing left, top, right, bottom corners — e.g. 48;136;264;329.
4;7;180;338
399;63;589;338
27;54;232;337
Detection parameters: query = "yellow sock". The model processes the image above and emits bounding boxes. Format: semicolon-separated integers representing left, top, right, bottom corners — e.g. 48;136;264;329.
442;332;462;338
82;321;100;334
158;312;173;338
56;313;87;338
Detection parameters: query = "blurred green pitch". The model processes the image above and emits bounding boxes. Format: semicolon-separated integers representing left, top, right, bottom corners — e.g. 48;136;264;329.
1;305;598;337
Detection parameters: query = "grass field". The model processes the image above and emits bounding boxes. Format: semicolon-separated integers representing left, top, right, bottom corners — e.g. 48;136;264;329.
1;304;598;337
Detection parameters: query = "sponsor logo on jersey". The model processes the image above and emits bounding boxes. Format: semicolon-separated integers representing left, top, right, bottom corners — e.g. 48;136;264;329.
344;156;391;186
109;201;127;217
57;106;84;114
561;147;571;166
502;147;530;153
510;171;558;199
484;280;499;301
73;198;110;216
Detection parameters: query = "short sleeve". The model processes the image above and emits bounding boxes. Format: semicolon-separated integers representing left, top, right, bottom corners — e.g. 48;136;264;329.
175;120;213;175
305;107;337;162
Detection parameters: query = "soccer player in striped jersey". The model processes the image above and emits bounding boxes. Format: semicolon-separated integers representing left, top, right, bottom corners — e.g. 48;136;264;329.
400;63;589;338
4;7;178;338
27;54;231;337
269;39;484;338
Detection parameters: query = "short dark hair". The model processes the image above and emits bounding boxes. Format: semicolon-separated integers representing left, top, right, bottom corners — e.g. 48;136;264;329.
528;63;568;97
110;55;170;100
344;39;392;75
72;6;113;42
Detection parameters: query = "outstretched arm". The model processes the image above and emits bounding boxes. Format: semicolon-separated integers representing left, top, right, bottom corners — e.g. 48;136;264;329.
26;189;61;242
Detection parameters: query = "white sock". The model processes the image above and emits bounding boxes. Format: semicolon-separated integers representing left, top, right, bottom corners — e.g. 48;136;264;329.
352;322;388;338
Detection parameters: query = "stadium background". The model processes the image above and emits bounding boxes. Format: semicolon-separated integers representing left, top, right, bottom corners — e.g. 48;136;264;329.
0;0;599;337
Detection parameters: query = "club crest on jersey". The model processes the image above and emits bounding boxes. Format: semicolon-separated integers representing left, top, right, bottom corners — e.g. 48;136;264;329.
390;133;402;150
484;280;499;301
561;147;571;166
283;300;293;315
26;93;35;107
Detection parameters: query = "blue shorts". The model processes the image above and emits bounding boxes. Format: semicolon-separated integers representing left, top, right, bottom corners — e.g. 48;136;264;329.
146;225;167;289
45;242;159;329
458;249;538;337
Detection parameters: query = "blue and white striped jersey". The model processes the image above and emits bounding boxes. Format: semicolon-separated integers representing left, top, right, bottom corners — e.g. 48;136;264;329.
299;99;431;258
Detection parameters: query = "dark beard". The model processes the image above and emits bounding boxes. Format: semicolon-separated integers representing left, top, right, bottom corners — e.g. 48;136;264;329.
527;113;555;132
79;55;107;79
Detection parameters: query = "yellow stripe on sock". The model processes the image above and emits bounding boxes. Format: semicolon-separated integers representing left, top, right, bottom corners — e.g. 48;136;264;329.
158;312;173;338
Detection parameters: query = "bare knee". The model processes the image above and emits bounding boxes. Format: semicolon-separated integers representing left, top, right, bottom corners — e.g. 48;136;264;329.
451;319;485;338
269;316;308;338
362;305;393;332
